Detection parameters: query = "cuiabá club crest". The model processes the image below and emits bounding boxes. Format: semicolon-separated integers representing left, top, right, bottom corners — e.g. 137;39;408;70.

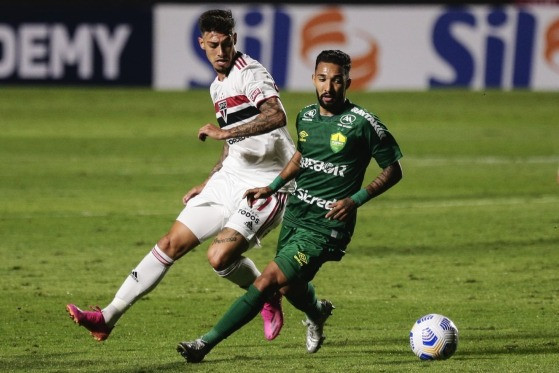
330;132;347;153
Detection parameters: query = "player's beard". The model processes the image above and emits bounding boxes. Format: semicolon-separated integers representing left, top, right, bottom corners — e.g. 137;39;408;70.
316;91;343;114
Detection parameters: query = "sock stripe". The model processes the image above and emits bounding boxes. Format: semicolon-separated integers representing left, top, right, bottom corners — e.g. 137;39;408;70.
151;246;173;267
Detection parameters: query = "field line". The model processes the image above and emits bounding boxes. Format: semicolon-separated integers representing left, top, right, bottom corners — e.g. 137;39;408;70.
407;155;559;166
373;194;559;210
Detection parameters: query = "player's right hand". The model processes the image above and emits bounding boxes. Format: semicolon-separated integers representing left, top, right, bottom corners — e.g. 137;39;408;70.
198;123;227;141
182;184;204;205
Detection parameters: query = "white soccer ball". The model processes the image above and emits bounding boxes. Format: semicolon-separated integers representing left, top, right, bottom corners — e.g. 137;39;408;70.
409;313;458;360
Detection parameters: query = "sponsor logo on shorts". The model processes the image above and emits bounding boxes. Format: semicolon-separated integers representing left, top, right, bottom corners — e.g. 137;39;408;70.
295;188;336;210
294;251;308;267
300;157;347;177
244;221;253;230
238;208;260;225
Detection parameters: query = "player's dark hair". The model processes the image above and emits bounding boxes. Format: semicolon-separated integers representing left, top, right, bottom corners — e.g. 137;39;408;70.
315;50;352;77
198;9;235;35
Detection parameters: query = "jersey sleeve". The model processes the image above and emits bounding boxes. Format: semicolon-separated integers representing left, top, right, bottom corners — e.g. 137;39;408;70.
239;63;280;107
364;115;403;169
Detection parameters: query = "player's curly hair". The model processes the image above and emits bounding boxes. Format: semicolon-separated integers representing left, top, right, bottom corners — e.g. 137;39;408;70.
198;9;235;35
315;50;352;77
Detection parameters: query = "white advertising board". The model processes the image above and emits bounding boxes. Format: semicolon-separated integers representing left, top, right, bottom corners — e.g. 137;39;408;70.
154;4;559;91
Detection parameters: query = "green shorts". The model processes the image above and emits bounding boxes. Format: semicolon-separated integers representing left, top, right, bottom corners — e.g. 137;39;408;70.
274;224;349;283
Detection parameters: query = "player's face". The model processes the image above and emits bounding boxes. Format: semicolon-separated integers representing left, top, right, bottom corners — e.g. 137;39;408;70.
198;31;237;77
313;62;351;115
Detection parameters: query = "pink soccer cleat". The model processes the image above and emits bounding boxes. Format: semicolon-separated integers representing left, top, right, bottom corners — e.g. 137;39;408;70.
66;304;112;341
260;293;284;340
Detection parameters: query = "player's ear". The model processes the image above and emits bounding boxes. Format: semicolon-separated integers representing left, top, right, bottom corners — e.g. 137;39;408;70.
198;36;205;50
346;78;352;90
233;32;237;45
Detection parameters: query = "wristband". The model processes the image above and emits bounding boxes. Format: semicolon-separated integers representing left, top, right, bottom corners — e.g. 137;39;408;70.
268;175;286;193
350;189;370;207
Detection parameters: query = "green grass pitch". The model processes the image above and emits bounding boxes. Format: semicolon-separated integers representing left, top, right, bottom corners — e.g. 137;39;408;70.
0;88;557;372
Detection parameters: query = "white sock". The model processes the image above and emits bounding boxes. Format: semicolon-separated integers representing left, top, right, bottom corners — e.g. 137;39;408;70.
102;245;174;327
214;256;261;289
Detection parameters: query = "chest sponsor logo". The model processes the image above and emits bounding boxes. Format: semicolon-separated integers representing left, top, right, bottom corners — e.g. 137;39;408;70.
300;157;347;177
340;114;356;125
295;187;336;210
227;136;247;145
330;132;347;153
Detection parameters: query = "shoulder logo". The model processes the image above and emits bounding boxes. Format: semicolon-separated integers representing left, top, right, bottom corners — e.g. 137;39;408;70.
303;109;316;120
330;132;347;153
299;130;309;142
340;114;356;125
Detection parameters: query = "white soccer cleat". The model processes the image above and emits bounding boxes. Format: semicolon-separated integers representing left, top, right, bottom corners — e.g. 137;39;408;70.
302;299;334;353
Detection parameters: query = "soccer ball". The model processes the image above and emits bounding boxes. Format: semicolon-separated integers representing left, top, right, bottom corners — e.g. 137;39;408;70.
409;314;458;360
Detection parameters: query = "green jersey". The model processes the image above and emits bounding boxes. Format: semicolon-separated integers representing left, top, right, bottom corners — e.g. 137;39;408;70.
283;100;402;239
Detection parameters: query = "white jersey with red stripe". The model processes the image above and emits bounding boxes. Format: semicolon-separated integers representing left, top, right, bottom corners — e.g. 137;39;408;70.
210;52;295;190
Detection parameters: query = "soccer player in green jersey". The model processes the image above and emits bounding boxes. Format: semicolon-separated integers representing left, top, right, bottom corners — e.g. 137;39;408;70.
177;49;403;363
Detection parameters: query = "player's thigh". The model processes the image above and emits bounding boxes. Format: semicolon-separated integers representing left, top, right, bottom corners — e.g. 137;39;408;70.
176;203;228;243
274;225;345;283
206;227;250;270
225;192;288;249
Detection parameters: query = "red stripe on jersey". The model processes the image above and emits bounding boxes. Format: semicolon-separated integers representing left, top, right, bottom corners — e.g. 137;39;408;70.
213;95;251;113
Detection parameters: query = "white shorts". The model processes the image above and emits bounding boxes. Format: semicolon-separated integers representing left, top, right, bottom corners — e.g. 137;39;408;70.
176;171;288;248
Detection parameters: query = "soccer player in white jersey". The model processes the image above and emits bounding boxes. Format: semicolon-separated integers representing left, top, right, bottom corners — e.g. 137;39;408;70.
66;9;295;343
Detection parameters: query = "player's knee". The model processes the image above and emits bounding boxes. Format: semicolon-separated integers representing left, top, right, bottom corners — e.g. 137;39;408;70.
157;234;191;260
253;270;279;292
207;249;231;271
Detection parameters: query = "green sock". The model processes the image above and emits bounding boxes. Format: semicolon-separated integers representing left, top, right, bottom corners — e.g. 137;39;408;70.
285;282;322;321
202;285;267;347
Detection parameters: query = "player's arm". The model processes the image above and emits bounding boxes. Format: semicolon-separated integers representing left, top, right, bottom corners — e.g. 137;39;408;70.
243;150;301;203
198;97;286;141
325;160;403;221
183;143;229;205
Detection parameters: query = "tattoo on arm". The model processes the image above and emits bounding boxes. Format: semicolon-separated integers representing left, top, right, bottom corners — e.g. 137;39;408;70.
364;161;402;199
226;97;286;138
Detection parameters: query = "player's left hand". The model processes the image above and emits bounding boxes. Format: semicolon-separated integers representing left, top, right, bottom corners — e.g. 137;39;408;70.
325;198;357;221
198;123;227;141
244;186;273;207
